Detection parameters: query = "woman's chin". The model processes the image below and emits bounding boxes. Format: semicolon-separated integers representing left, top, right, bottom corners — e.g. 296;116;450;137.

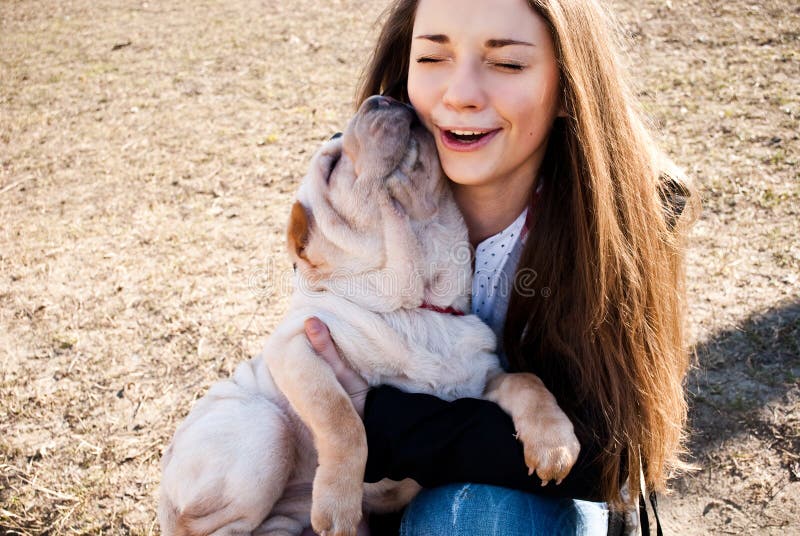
437;149;504;189
441;166;493;188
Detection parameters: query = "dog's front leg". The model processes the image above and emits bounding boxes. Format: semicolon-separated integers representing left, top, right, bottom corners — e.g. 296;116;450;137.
483;372;581;485
266;334;366;536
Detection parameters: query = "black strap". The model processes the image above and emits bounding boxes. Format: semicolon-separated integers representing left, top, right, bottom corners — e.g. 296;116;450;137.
639;490;664;536
650;491;663;536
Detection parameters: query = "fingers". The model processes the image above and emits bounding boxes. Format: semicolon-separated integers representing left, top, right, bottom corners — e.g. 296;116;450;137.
304;317;370;395
304;317;339;365
304;317;369;418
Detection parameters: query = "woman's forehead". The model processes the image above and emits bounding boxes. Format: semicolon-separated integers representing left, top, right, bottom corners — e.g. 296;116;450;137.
412;0;548;46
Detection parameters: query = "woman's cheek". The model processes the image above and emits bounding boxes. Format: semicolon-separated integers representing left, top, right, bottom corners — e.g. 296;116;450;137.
407;75;425;105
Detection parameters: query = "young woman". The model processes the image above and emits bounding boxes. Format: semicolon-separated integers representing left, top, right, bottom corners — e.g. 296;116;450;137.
305;0;695;534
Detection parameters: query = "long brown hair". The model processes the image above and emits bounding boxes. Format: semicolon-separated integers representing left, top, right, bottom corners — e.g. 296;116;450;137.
356;0;696;507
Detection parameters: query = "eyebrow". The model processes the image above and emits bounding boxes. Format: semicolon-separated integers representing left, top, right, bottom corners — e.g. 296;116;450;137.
414;35;535;48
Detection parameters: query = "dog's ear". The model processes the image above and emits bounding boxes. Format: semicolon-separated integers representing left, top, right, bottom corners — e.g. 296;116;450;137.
287;201;311;260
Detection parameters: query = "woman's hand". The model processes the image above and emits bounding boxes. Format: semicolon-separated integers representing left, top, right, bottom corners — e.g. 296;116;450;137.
304;317;370;418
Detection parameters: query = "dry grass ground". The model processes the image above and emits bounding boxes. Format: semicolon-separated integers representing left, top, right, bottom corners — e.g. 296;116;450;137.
1;0;798;534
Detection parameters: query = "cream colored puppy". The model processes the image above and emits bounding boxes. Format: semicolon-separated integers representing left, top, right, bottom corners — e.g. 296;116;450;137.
158;96;580;536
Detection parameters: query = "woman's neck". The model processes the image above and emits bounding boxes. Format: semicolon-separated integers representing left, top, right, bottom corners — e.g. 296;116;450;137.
453;180;534;246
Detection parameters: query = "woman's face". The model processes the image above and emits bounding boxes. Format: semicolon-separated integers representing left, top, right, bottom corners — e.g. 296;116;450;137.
407;0;563;192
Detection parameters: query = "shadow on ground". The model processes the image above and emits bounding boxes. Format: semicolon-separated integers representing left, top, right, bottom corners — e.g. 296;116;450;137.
687;299;800;477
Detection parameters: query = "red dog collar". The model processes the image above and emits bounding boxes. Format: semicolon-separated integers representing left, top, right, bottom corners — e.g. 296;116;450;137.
419;302;465;316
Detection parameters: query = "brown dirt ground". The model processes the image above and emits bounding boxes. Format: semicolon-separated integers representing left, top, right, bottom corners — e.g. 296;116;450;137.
1;0;798;534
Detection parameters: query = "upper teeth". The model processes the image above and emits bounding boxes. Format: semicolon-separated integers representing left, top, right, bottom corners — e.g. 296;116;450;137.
450;130;483;136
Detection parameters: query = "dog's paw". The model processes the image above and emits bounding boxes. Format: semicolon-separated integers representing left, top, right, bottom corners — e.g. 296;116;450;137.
514;405;581;486
311;469;362;536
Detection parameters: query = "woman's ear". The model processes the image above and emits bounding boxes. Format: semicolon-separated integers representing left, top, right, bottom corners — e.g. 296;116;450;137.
287;201;311;260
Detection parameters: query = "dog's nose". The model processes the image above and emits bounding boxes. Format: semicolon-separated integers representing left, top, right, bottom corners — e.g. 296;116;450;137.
365;94;396;110
363;95;418;125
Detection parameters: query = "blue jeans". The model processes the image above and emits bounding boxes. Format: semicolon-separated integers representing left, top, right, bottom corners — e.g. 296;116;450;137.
399;484;608;536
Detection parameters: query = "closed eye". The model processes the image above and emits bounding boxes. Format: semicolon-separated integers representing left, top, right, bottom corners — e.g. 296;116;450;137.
489;61;525;71
417;56;524;71
327;153;341;184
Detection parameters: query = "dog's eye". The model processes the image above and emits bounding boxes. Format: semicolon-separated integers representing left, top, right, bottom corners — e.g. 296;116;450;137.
327;154;340;184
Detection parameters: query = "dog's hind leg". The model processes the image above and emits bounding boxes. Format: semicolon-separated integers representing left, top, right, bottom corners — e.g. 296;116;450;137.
159;371;295;536
253;481;313;536
253;515;305;536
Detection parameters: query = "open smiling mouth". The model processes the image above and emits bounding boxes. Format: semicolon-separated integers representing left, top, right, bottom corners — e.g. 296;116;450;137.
441;128;500;150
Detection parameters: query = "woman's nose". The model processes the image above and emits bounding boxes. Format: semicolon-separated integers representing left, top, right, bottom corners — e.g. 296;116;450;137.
441;60;486;111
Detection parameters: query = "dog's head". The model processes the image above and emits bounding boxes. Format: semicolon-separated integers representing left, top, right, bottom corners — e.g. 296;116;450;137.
287;96;471;312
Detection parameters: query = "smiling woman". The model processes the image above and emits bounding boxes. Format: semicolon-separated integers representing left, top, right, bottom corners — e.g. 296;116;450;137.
357;0;695;520
304;0;697;534
302;0;695;535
